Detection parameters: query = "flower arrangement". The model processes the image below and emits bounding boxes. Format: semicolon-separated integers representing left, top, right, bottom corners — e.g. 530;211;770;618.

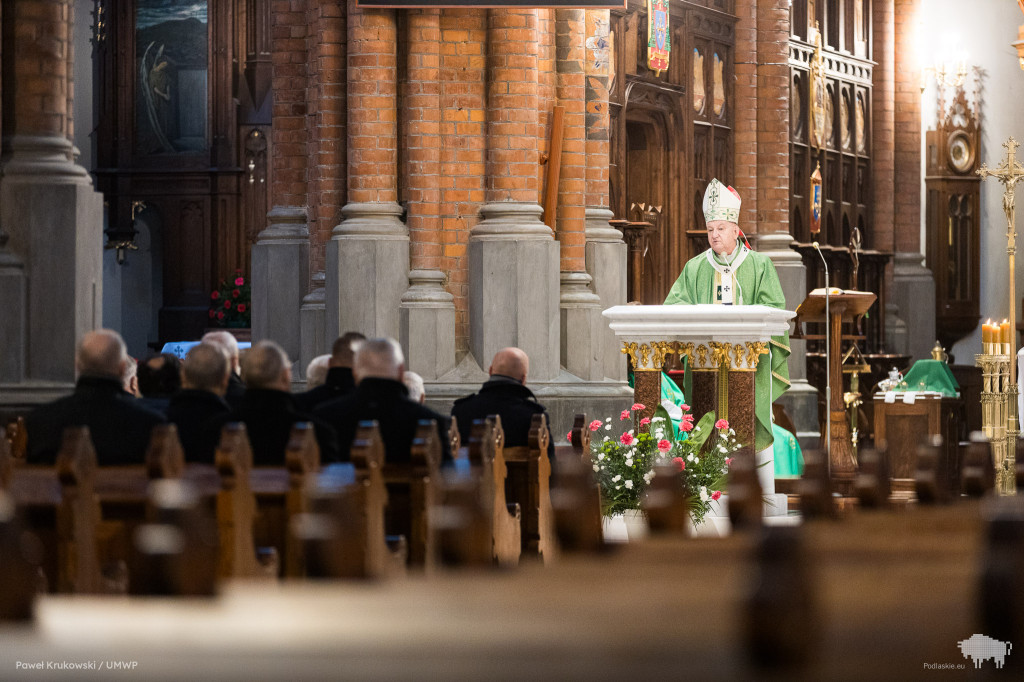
584;403;743;525
209;270;251;327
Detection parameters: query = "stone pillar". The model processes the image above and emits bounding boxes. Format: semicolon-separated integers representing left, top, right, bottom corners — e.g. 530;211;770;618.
470;9;559;380
252;206;309;367
299;271;326;381
892;0;935;360
326;2;409;342
555;9;602;380
0;0;103;392
399;9;455;380
583;10;626;381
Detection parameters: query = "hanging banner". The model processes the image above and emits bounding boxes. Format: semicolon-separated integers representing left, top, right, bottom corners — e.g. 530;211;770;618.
810;162;823;235
647;0;670;76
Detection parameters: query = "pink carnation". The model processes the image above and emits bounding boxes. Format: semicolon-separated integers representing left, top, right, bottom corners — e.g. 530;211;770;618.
680;413;695;432
589;419;602;431
639;417;651;426
725;457;733;467
672;456;685;471
234;277;245;286
681;403;691;412
715;418;729;430
657;439;672;453
567;431;572;443
620;409;630;421
619;433;634;446
711;490;722;502
630;403;646;411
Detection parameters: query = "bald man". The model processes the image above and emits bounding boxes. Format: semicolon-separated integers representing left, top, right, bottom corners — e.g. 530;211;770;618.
451;347;555;465
26;329;166;465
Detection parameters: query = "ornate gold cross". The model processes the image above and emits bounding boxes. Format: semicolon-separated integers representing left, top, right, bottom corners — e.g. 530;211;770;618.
978;137;1024;253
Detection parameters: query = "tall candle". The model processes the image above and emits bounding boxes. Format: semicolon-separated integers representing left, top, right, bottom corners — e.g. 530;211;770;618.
983;320;992;344
1003;319;1012;345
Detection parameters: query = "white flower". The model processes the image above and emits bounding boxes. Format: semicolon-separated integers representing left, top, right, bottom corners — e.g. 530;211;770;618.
624;480;634;489
598;453;605;460
624;458;633;467
628;429;634;436
687;454;694;462
699;486;709;502
651;416;666;422
593;464;600;472
612;475;621;482
605;417;612;422
718;445;727;453
603;436;609;442
616;485;622;490
694;457;699;464
605;424;612;431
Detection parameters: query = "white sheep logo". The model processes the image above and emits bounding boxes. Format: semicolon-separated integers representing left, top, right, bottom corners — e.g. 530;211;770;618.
958;634;1012;669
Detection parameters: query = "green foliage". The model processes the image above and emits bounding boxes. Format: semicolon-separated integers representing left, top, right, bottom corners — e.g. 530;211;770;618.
209;270;251;327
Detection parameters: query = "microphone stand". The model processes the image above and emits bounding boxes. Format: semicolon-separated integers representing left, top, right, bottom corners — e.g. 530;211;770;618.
813;241;831;467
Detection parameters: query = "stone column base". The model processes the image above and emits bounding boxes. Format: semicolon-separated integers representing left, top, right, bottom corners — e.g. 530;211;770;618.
0;249;27;382
326;202;409;341
252;206;309;366
400;270;456;380
469;203;559;381
299;272;326;381
892;252;936;361
560;271;604;381
585;207;627;381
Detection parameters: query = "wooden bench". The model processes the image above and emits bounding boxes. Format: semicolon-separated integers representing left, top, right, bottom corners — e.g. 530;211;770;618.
381;420;442;571
466;416;521;566
503;413;556;562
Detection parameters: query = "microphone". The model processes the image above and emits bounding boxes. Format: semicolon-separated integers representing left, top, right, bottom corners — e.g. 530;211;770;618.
812;241;831;466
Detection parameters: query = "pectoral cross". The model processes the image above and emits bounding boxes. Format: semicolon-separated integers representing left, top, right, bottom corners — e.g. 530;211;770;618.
977;136;1024;491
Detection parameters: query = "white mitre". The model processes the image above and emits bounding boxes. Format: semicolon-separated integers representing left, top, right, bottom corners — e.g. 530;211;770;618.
702;178;741;223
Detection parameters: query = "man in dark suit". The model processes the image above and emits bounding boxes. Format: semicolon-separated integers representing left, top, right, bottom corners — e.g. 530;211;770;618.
166;343;233;463
293;331;365;412
451;347;555;465
219;340;338;465
315;337;451;464
26;329;167;465
201;331;245;409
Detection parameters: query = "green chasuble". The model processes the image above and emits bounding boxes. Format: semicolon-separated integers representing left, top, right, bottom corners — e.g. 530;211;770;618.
663;246;791;452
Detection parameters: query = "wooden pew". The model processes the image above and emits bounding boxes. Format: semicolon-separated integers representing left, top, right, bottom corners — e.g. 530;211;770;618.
293;422;402;579
381;420;442;571
214;423;278;579
0;490;40;620
5;427;106;593
5;416;27;462
466;416;521;566
553;413;589;463
503;413;556;562
249;423;321;577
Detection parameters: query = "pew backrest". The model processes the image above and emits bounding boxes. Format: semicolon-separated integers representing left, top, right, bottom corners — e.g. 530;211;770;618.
502;413;556;562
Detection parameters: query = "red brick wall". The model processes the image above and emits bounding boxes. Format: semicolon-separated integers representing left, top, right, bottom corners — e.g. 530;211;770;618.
871;0;895;255
733;0;758;230
584;10;610;210
555;9;586;273
754;0;790;235
893;0;921;254
270;0;309;214
3;0;71;138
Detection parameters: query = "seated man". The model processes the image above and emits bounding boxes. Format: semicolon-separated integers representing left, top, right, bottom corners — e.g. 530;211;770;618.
26;329;167;465
293;331;365;413
166;343;233;463
451;347;555;465
136;352;181;414
315;338;451;464
217;340;338;465
201;331;246;409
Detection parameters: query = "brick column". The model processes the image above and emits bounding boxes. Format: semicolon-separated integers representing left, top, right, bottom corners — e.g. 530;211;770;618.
871;0;906;354
326;1;409;342
0;0;103;392
470;8;559;380
733;0;758;228
255;0;313;369
582;9;626;382
892;0;935;360
554;9;602;380
399;9;455;380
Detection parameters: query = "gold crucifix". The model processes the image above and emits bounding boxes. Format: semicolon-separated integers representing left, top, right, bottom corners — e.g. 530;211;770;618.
977;136;1024;492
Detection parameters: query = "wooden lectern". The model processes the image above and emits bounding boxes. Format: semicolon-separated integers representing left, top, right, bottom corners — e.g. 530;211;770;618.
795;290;876;485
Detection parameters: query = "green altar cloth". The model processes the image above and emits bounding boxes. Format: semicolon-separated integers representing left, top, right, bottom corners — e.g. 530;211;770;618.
898;359;960;397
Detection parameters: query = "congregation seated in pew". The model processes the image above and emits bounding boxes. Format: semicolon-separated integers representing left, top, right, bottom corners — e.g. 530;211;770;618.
315;337;452;464
166;343;233;463
293;331;365;413
452;347;555;469
26;329;166;466
136;353;182;415
213;340;339;465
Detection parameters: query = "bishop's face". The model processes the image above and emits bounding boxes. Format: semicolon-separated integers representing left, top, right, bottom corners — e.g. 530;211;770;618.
707;220;740;256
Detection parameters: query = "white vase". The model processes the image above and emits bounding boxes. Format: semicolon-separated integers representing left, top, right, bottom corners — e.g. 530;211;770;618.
602;514;629;543
622;509;649;541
